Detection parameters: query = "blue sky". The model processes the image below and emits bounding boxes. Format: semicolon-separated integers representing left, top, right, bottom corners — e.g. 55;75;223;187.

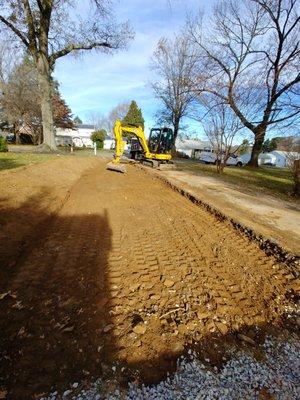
54;0;210;137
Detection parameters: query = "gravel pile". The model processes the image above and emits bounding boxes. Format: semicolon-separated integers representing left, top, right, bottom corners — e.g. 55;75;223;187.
44;336;300;400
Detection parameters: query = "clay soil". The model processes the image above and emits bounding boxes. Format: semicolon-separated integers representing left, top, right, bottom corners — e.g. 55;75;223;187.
0;159;299;399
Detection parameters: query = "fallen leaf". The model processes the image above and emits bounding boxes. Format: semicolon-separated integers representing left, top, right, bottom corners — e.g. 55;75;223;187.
63;326;74;332
17;326;26;338
103;324;114;333
12;301;23;310
237;333;256;346
0;292;10;300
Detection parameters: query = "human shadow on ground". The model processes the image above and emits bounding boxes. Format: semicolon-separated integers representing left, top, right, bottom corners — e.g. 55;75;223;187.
0;193;115;399
0;191;299;399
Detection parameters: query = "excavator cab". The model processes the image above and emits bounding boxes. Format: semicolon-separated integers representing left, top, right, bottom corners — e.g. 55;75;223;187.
130;127;174;160
148;128;174;154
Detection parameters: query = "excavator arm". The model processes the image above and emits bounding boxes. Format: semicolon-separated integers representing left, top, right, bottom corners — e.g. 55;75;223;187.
113;119;150;163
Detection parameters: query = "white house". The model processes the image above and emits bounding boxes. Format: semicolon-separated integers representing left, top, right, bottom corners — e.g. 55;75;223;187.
103;135;115;150
176;139;214;158
55;124;95;147
55;125;126;151
240;153;251;164
259;151;299;167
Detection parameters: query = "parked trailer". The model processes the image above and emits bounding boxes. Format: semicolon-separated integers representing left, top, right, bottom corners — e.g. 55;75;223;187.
199;151;244;166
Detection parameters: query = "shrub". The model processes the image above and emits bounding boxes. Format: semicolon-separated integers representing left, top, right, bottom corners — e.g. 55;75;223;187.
95;140;104;149
0;137;8;152
91;129;106;149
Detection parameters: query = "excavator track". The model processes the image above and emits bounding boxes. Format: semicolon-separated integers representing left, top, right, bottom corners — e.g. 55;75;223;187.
141;159;176;170
141;159;159;168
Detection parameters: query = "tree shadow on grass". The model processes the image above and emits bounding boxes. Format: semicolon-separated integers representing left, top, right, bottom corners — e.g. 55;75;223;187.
0;158;26;171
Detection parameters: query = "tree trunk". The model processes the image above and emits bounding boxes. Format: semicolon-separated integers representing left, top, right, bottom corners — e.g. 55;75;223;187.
36;54;56;150
15;128;21;144
219;163;225;174
294;160;300;197
248;128;266;167
37;128;43;145
172;118;179;152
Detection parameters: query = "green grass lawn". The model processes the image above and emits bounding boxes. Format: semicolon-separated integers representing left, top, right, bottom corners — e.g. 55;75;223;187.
0;152;56;171
1;151;295;200
176;160;295;199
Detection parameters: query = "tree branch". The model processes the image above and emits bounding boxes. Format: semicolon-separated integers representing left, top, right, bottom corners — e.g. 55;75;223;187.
0;15;29;47
22;0;37;52
274;73;300;101
267;108;300;125
50;42;112;65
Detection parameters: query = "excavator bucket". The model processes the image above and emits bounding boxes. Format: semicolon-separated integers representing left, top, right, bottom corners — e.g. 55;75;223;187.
106;162;126;173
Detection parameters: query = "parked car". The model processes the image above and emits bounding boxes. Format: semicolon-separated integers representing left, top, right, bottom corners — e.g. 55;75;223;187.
199;151;243;166
6;134;15;143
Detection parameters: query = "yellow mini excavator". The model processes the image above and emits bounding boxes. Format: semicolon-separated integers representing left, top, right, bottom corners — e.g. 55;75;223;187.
106;119;175;173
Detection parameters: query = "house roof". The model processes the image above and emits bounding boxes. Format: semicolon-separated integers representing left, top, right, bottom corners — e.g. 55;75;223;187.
260;153;276;159
77;124;94;129
176;139;213;150
271;150;300;157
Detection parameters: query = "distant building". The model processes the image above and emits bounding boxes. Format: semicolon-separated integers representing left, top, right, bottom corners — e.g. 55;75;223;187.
175;139;214;158
259;151;299;167
55;124;95;147
240;153;251;164
103;135;115;150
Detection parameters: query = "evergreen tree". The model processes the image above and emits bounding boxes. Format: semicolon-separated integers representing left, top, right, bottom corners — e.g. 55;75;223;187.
122;100;144;129
74;116;83;125
262;138;278;153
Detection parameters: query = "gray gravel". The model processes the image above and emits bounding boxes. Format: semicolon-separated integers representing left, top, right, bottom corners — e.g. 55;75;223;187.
44;336;300;400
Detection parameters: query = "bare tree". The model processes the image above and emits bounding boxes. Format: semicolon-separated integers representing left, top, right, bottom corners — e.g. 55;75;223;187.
0;40;19;84
107;102;130;133
0;1;133;150
0;40;20;128
279;135;300;194
1;59;41;143
187;0;300;166
86;111;106;130
150;35;198;143
87;102;130;134
2;59;74;144
294;159;300;196
202;100;246;173
277;135;300;152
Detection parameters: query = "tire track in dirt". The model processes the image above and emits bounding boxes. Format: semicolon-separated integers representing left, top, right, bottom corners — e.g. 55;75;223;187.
0;161;299;398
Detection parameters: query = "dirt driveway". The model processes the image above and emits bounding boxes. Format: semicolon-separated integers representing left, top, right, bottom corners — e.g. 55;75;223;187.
0;159;299;398
159;168;300;255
